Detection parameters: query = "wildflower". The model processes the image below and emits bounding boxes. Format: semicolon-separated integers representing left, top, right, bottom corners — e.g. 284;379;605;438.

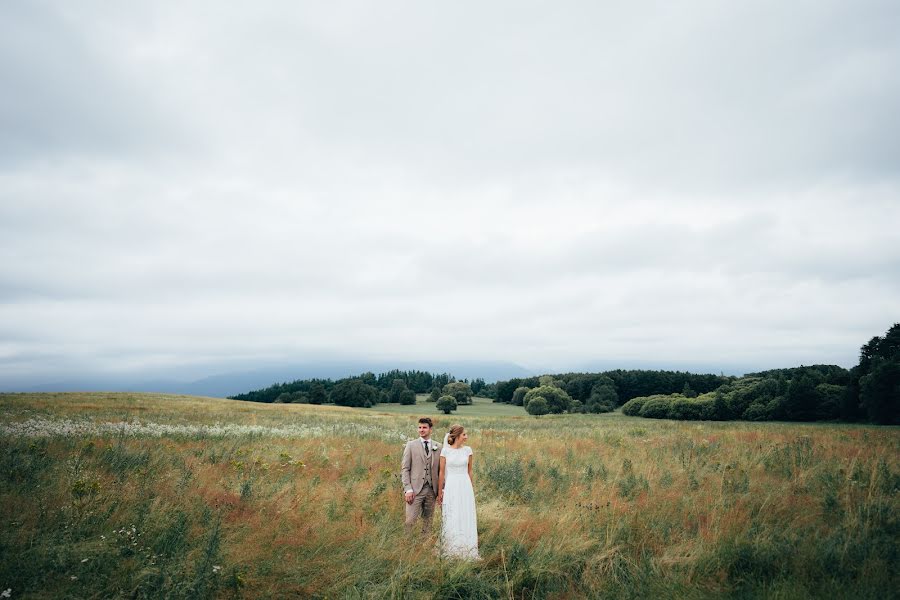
1;589;11;598
212;565;222;574
81;558;89;563
70;576;78;581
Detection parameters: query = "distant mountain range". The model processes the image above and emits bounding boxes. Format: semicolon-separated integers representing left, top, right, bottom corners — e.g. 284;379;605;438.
6;360;541;398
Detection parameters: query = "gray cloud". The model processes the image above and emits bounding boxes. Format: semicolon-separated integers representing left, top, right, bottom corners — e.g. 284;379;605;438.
1;1;898;386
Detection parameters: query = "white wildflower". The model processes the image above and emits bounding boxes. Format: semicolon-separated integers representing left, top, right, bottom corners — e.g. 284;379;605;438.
81;558;88;563
0;416;406;442
212;565;222;573
1;589;11;598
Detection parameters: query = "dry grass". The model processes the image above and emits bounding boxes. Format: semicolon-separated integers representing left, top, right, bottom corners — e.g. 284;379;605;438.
1;392;898;599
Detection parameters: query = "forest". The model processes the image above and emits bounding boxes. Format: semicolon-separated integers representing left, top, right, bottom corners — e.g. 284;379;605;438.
230;323;899;425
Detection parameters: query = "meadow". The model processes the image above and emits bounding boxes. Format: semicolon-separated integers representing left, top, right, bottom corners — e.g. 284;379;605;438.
1;392;897;599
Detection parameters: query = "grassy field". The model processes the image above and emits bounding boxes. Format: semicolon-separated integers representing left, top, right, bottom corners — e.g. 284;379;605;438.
370;394;527;417
1;392;898;599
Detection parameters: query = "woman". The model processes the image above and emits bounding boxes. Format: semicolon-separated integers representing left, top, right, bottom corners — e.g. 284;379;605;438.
437;424;479;560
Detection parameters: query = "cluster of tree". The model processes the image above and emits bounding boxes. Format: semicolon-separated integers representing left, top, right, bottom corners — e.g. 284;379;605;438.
230;370;481;410
619;324;899;425
495;370;728;408
847;323;900;424
428;382;476;414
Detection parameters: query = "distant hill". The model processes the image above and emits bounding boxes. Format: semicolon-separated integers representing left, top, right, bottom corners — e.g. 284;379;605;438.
12;360;538;398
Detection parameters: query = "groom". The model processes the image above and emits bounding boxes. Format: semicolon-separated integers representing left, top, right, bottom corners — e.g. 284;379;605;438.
401;417;441;534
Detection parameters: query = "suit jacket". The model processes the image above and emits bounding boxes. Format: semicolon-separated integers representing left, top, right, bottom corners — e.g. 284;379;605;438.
401;438;442;495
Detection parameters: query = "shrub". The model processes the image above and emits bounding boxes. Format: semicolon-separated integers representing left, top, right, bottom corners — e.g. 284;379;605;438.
587;399;615;413
436;395;457;414
621;396;649;416
639;397;674;419
526;397;549;416
669;397;705;420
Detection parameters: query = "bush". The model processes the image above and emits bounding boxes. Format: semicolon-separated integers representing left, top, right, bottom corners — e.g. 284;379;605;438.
587;399;615;413
436;395;457;414
669;397;705;420
399;389;416;405
523;386;572;414
621;396;649;416
526;397;549;416
639;396;674;419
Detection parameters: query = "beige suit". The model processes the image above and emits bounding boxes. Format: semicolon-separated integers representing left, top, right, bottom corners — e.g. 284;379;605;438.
401;438;442;533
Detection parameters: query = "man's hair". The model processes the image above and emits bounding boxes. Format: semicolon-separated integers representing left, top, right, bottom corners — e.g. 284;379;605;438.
418;417;434;428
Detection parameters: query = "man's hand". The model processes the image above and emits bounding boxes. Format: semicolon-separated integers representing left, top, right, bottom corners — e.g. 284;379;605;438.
436;492;443;506
404;491;414;504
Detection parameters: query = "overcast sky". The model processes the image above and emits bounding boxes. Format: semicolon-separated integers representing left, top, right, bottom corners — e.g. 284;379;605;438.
1;1;899;386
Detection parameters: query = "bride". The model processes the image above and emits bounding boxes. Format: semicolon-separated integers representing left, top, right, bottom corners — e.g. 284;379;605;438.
437;424;479;560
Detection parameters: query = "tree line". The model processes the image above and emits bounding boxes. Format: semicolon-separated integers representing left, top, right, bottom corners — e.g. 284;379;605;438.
228;369;487;408
616;324;898;424
229;323;898;424
490;323;898;424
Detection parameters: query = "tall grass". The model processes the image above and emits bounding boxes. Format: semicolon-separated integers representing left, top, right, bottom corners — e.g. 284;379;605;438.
1;392;897;598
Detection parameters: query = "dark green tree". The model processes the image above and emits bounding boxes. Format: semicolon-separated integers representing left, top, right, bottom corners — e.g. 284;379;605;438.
389;379;408;404
523;386;572;414
860;358;900;424
511;386;529;406
784;374;821;421
436;395;457;414
330;379;378;408
442;382;474;406
587;384;618;413
399;389;417;405
309;383;326;405
429;387;441;402
526;397;549;417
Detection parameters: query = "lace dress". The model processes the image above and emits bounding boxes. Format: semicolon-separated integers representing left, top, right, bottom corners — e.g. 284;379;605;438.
440;445;479;559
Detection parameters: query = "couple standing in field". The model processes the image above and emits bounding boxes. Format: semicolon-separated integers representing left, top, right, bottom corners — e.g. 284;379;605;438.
400;417;479;560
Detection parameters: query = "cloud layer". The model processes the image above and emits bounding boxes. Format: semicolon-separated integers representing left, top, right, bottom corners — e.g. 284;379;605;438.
2;1;899;385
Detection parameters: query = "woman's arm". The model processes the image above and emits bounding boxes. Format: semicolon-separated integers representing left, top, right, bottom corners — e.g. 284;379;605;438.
467;454;474;487
437;456;446;504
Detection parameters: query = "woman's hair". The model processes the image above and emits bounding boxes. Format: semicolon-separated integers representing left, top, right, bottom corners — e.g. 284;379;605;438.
446;424;465;446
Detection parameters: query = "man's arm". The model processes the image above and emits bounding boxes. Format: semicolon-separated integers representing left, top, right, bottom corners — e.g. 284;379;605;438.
400;442;413;493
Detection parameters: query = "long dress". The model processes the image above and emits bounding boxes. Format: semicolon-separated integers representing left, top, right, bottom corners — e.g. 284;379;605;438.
440;445;479;559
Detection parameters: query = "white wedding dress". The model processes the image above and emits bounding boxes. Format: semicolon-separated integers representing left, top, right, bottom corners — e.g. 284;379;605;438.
440;445;479;559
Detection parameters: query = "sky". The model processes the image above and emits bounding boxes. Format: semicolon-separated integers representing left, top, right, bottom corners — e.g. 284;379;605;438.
1;1;899;388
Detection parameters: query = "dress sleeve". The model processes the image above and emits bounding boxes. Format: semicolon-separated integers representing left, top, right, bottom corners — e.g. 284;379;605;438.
440;445;449;457
467;446;473;457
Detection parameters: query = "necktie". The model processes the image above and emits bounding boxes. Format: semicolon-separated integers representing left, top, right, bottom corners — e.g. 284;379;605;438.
423;441;430;456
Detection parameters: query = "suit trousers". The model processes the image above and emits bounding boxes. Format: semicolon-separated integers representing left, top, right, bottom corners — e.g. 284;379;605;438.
405;482;436;534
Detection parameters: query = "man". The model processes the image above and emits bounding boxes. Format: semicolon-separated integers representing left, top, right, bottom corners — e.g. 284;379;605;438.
401;417;442;534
